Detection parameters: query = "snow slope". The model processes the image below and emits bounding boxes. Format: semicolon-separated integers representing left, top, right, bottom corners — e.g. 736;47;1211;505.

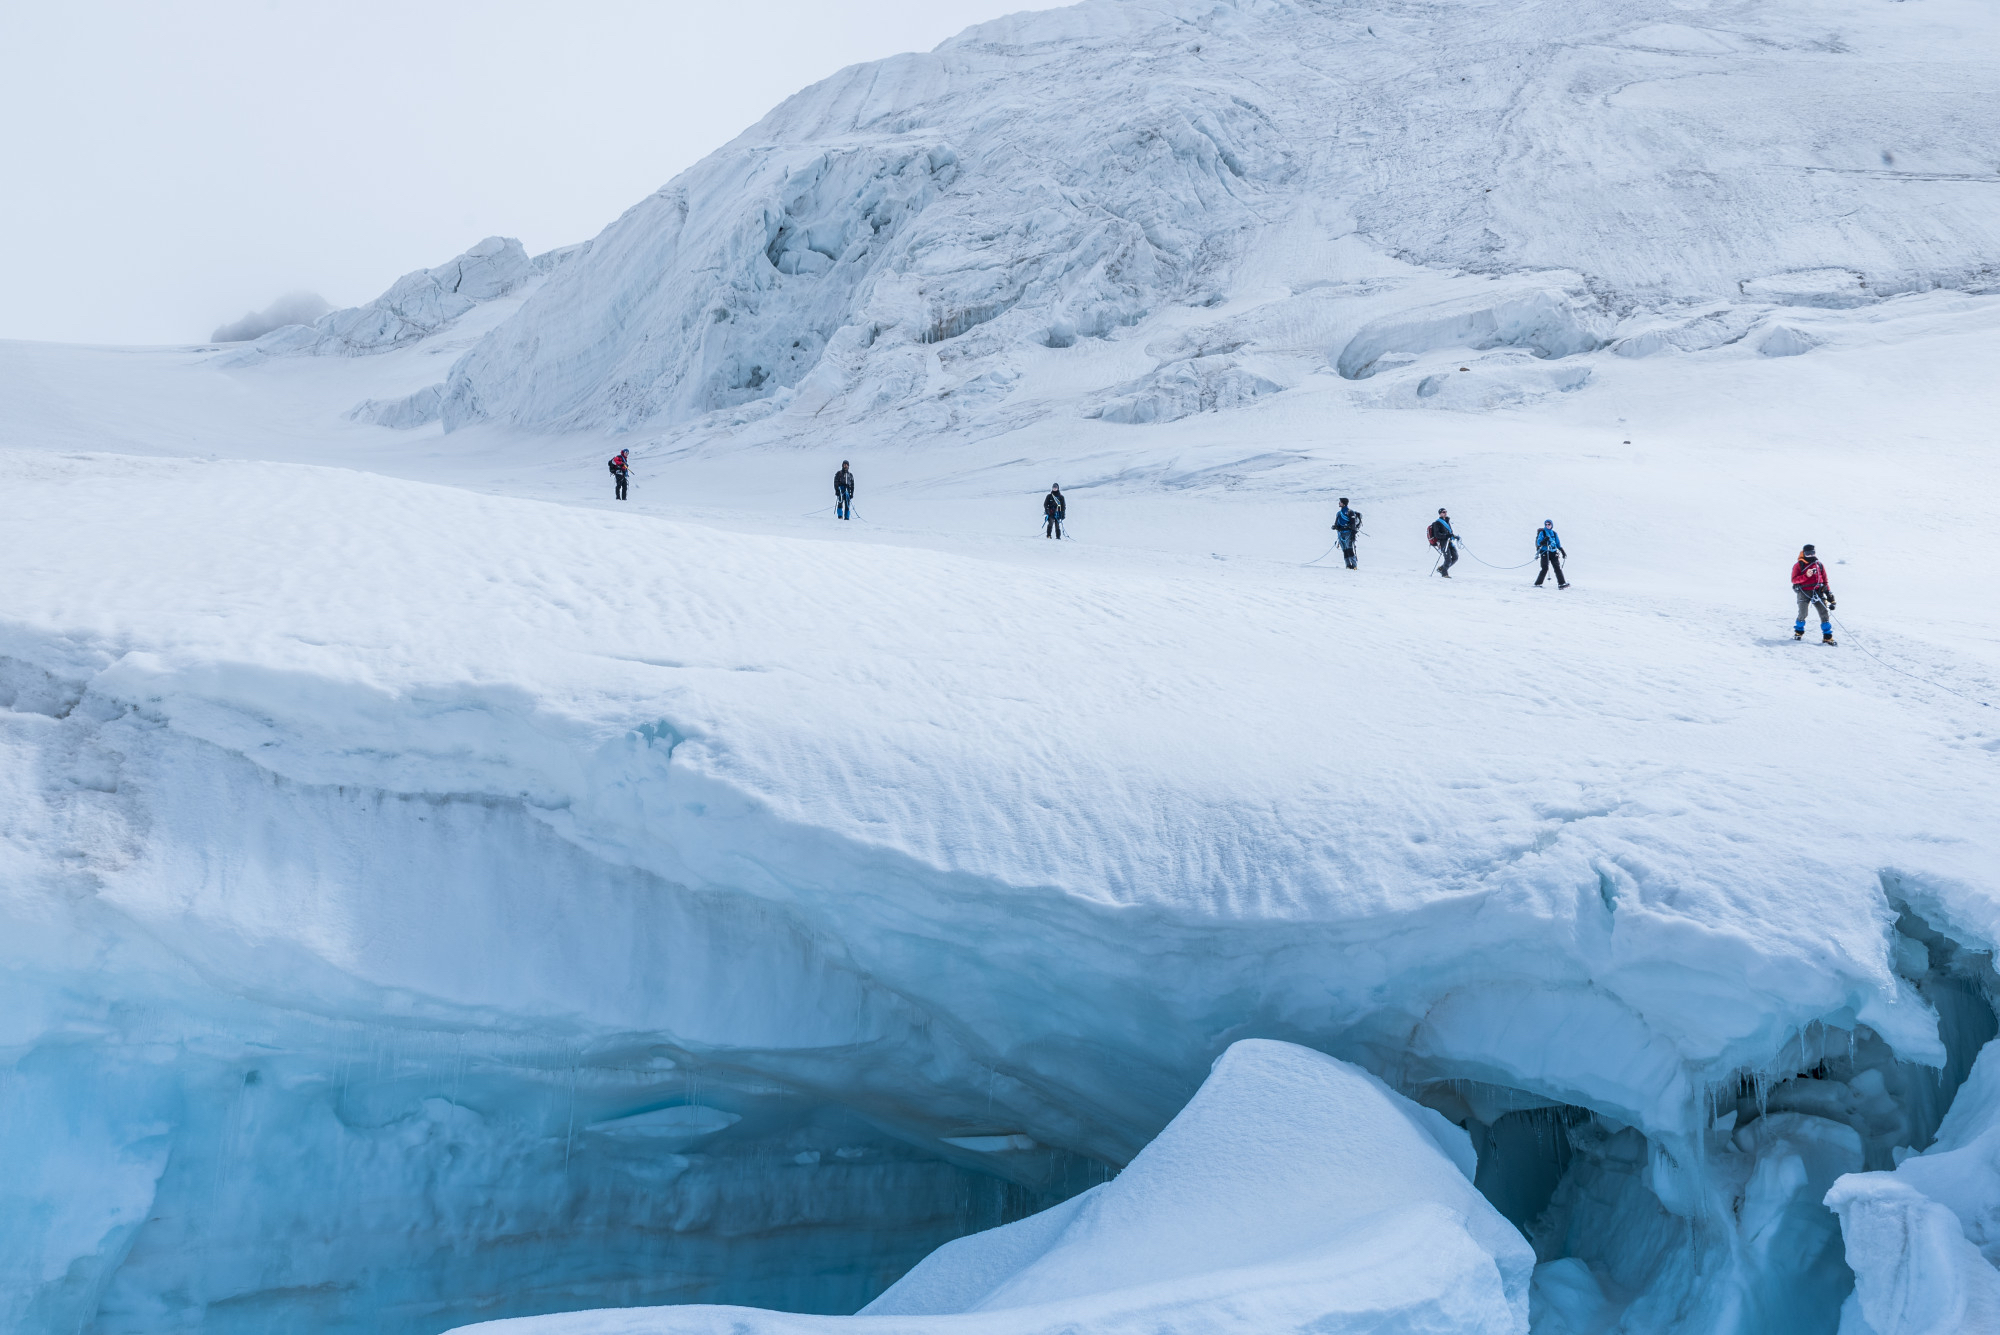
3;0;2000;1332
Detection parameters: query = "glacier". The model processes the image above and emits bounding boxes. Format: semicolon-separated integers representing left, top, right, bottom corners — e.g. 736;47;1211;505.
4;0;2000;1332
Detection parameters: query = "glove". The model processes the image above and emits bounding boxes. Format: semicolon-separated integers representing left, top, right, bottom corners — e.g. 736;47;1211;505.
1826;595;1836;610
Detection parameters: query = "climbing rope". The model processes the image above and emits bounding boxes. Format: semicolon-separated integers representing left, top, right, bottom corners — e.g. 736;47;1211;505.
1831;616;1991;709
1301;540;1343;567
1303;527;1365;567
1458;540;1539;571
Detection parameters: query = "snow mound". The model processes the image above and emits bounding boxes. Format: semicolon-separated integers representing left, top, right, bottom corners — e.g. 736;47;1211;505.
230;237;549;362
348;382;445;428
1092;354;1285;424
1758;324;1823;358
436;0;2000;436
445;1040;1534;1335
209;290;331;344
1334;285;1609;381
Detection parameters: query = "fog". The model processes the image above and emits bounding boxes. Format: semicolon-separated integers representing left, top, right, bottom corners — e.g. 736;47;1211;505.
0;0;1063;345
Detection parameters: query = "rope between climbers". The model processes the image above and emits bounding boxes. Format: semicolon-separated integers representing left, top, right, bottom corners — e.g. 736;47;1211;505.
1832;616;1991;709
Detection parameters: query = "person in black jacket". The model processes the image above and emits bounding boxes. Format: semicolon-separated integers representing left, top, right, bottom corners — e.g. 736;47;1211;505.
1534;520;1569;588
608;449;630;501
1427;508;1459;577
834;461;855;520
1044;484;1066;539
1332;498;1362;569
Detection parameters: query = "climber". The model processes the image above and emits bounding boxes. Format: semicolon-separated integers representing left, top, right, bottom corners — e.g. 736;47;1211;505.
834;461;855;520
1791;545;1836;644
1534;520;1569;589
1427;508;1459;577
1044;484;1066;539
1332;498;1362;569
608;449;630;501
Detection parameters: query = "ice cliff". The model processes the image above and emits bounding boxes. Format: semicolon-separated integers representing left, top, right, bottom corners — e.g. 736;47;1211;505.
3;449;1999;1333
434;0;2000;437
6;0;2000;1332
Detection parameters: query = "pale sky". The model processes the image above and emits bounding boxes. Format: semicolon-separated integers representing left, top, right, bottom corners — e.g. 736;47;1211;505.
0;0;1066;345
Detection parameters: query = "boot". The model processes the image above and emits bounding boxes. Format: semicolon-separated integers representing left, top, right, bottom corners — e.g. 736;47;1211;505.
1793;628;1805;641
1822;633;1837;645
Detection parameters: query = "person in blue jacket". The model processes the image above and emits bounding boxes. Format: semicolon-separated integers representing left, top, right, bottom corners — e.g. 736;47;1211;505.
1535;520;1569;588
1332;498;1362;569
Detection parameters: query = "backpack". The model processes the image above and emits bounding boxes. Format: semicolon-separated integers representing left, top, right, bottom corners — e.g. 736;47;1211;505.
1427;519;1447;547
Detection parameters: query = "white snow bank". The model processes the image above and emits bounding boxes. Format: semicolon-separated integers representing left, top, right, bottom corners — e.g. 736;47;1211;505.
446;1040;1534;1335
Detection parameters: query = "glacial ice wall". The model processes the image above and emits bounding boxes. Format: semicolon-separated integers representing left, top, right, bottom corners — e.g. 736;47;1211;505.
4;452;2000;1331
438;0;2000;436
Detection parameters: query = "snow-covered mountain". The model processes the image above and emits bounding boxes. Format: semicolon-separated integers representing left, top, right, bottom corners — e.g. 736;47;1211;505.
434;0;2000;438
4;2;2000;1335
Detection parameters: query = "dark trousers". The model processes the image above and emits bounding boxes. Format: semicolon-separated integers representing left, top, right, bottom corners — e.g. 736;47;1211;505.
1536;551;1566;586
1337;532;1356;568
1045;514;1063;538
614;475;627;500
1437;542;1458;576
836;490;852;520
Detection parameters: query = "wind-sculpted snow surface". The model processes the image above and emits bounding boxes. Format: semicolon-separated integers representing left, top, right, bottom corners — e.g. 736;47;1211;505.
439;0;2000;436
3;448;1999;1332
446;1041;1535;1335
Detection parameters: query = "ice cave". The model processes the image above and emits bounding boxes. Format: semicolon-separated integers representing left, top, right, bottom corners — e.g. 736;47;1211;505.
6;0;2000;1332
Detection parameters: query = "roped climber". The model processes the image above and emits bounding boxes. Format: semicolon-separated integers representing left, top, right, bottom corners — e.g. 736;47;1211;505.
1427;508;1460;577
1044;484;1066;539
1332;498;1362;569
608;449;630;501
834;460;855;520
1535;520;1569;589
1792;544;1836;644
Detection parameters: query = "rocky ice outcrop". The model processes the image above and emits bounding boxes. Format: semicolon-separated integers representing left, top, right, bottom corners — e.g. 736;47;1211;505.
233;237;578;362
433;0;2000;436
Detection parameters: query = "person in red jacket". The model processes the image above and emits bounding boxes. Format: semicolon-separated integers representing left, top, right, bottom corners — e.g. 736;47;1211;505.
608;449;630;501
1791;544;1836;644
